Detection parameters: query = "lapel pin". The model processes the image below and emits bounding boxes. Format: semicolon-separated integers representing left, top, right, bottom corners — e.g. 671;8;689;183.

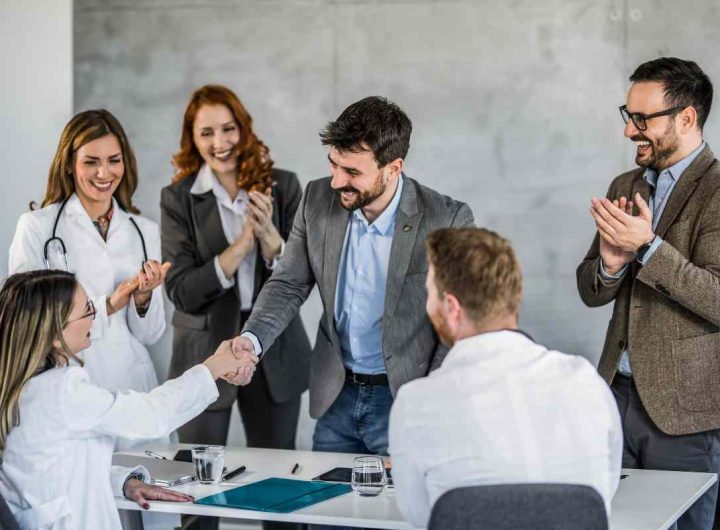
403;225;412;232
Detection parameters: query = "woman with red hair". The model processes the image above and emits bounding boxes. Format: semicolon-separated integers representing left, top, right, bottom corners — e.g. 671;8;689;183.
160;86;310;529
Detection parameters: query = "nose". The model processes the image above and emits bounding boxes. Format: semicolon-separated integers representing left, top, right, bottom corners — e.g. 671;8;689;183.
624;119;639;138
330;167;347;190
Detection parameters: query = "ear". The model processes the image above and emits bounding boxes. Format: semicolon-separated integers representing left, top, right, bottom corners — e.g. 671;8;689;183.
444;292;463;320
385;157;404;179
678;106;698;134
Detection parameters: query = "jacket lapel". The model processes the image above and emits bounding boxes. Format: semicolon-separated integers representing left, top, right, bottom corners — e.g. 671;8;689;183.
191;192;230;260
654;145;715;238
384;178;423;318
323;195;350;332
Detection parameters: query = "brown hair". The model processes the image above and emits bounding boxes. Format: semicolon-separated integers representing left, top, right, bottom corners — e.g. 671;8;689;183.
41;109;140;214
425;228;523;324
172;85;274;191
0;270;78;449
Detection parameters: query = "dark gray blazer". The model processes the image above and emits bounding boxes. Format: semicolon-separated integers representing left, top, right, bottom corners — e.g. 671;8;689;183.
243;175;474;419
160;169;311;410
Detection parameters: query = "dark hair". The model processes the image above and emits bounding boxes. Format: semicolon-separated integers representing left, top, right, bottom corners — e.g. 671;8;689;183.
426;228;523;324
42;109;141;214
630;57;713;130
319;96;412;167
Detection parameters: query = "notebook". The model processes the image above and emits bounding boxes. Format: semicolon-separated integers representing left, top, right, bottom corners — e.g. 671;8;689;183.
195;477;352;512
112;454;197;487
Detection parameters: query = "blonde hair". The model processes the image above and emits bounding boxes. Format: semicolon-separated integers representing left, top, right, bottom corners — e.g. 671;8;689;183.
42;109;140;214
425;228;523;323
0;270;78;449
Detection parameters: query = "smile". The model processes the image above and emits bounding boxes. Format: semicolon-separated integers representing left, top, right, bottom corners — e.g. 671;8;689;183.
91;181;113;192
212;148;235;162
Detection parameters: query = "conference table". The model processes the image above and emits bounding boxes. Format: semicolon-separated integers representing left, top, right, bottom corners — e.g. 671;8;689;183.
116;443;717;530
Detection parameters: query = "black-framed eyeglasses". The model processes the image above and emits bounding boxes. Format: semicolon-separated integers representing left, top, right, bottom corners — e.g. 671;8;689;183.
619;104;686;131
67;299;96;324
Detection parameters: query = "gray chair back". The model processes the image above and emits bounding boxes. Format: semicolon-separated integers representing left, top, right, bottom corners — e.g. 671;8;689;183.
0;489;20;530
428;483;608;530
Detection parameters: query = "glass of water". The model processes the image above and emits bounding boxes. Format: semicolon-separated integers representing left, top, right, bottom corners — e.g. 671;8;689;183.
351;456;387;496
192;445;225;484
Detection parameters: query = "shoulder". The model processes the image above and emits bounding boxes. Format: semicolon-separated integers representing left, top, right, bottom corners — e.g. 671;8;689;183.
24;366;89;405
13;203;61;241
127;212;159;236
161;174;198;202
270;168;301;198
302;176;334;202
406;177;472;222
546;349;615;402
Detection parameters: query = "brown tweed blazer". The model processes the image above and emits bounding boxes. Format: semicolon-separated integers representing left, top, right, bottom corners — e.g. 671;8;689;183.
577;144;720;436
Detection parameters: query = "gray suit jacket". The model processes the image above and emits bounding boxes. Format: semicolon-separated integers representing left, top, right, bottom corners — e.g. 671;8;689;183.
243;175;474;419
577;145;720;435
161;169;311;410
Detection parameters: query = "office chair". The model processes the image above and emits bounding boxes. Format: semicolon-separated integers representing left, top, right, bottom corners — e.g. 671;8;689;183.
428;483;608;530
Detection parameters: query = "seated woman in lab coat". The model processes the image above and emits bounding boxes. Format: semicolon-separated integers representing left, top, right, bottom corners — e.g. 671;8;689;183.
9;109;168;398
0;269;258;530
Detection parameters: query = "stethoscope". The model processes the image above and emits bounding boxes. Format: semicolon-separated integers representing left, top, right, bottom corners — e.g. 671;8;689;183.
43;196;148;270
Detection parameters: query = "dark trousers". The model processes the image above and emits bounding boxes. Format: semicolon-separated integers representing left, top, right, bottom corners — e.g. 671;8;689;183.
612;374;720;530
178;365;301;530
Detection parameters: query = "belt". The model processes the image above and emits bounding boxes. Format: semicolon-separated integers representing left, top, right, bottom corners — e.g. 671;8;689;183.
345;368;389;386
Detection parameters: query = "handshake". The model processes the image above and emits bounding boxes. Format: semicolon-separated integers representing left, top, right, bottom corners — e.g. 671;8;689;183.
202;336;260;386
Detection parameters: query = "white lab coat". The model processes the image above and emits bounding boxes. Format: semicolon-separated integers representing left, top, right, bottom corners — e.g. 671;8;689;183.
8;194;165;393
0;363;219;530
389;330;623;529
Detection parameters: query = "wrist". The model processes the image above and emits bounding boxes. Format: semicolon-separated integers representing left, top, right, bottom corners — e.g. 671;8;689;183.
203;356;221;380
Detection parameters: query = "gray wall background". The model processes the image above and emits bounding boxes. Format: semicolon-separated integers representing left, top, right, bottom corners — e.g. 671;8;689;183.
72;0;720;448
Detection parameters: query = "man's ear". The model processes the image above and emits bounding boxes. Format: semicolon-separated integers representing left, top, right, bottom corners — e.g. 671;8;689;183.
678;106;698;134
385;157;404;178
444;292;463;320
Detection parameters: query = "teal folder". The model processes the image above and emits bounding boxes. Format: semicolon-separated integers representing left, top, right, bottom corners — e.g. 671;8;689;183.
195;477;352;513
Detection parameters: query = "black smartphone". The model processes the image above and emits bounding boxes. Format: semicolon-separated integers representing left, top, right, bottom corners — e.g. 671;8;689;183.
312;466;393;485
174;449;193;463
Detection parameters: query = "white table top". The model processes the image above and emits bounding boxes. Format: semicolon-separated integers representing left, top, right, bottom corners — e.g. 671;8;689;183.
115;444;717;530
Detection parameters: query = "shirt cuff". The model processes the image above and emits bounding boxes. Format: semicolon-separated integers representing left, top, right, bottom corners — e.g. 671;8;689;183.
111;465;149;498
637;236;663;265
264;240;286;270
598;259;628;280
241;331;263;357
213;255;235;289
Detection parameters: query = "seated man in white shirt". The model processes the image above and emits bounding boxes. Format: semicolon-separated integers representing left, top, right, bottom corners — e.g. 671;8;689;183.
389;227;622;529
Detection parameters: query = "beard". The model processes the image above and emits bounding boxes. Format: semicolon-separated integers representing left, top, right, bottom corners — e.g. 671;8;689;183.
428;308;455;347
633;121;680;171
335;172;386;211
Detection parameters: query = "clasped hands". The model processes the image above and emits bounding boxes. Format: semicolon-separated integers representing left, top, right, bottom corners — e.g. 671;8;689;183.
107;260;172;315
589;192;655;275
203;336;259;386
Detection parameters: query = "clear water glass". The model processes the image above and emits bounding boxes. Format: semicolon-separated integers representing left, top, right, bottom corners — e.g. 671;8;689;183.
351;456;387;496
192;445;225;484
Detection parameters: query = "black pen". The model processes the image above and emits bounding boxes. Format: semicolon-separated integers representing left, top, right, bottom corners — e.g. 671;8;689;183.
145;450;168;460
291;463;300;475
222;465;247;481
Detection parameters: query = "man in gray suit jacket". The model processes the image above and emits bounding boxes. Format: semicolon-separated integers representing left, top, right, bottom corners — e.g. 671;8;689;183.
577;58;720;529
232;96;474;455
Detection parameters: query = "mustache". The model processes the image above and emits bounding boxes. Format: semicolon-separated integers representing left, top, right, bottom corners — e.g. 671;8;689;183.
631;134;651;142
335;186;359;194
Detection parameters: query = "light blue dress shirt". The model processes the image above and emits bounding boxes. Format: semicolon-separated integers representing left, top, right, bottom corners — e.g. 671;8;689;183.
600;142;705;375
334;176;404;375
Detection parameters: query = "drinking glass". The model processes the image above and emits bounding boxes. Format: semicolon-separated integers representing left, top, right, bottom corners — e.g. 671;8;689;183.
191;445;225;484
351;456;387;496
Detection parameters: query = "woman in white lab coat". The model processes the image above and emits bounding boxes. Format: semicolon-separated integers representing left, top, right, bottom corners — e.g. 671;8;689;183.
9;109;167;394
0;270;257;530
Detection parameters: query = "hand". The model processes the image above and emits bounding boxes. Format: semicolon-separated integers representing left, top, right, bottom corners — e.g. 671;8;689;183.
107;280;139;316
222;336;259;386
133;261;172;306
590;197;635;274
247;188;283;262
203;339;258;382
217;222;255;279
591;192;654;256
123;478;194;510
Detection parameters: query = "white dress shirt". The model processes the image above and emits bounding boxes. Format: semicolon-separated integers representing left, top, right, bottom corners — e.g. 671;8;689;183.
389;330;622;529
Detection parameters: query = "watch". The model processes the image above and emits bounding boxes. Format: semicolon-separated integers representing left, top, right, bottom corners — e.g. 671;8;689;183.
636;240;653;263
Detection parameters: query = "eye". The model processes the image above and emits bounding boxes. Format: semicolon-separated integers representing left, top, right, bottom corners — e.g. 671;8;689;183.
83;160;98;166
200;130;213;137
223;126;237;133
109;158;122;165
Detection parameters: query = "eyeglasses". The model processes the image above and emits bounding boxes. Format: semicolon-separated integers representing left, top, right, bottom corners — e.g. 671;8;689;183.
619;104;686;131
67;299;96;324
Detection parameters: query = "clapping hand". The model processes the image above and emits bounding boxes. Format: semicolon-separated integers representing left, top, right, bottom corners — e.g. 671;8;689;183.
248;188;283;262
133;261;172;307
590;193;654;274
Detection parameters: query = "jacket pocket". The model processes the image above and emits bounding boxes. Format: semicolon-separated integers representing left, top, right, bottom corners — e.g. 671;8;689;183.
171;310;208;331
672;332;720;412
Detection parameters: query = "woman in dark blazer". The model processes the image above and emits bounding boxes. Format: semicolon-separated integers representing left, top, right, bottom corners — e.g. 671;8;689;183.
160;85;310;456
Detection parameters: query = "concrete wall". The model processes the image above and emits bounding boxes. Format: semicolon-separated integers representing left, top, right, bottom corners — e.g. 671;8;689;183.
0;0;73;275
73;0;720;449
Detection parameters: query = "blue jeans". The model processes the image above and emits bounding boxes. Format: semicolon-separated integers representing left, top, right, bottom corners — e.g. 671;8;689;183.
313;379;394;455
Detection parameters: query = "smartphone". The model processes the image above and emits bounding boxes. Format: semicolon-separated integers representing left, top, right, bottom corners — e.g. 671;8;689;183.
312;466;393;485
174;449;193;463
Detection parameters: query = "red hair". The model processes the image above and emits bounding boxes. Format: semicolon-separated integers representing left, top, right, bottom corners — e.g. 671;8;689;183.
172;85;274;191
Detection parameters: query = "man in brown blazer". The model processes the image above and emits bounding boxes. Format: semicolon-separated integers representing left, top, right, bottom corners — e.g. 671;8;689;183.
577;57;720;529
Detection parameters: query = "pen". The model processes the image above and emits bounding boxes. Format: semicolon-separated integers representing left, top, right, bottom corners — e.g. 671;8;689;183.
145;450;168;460
222;465;247;481
291;463;300;475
